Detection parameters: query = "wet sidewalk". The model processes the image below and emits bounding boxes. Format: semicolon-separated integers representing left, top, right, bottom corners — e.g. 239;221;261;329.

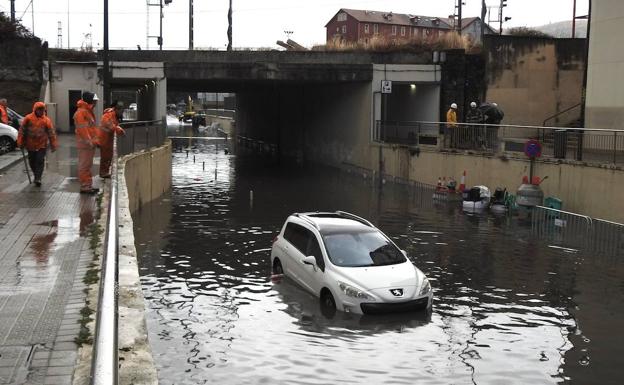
0;134;101;385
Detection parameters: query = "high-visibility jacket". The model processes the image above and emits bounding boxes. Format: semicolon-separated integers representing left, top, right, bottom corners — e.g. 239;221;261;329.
99;107;125;142
73;100;100;149
446;108;457;127
17;102;58;151
0;104;8;125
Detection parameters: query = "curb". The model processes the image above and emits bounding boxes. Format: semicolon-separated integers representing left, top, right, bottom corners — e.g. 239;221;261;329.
0;151;23;172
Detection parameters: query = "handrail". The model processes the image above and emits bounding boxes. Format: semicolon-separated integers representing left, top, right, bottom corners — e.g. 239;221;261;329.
375;119;624;133
90;133;119;385
119;119;161;128
542;103;582;126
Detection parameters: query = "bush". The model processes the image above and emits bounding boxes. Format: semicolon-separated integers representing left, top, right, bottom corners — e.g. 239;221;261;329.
506;27;553;38
0;12;35;39
312;32;475;53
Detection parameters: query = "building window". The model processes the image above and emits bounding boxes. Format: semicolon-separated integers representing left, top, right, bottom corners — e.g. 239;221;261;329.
401;26;406;36
342;25;347;34
364;24;370;34
391;25;397;35
337;12;347;22
336;27;340;33
413;28;419;37
373;24;379;34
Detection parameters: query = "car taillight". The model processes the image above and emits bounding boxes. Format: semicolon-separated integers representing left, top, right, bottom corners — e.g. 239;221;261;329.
272;235;278;244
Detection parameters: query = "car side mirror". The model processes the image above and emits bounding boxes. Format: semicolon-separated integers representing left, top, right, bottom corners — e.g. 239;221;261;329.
302;256;316;266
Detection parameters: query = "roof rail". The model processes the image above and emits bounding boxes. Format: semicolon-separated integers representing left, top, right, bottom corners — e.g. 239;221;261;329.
293;213;320;230
335;211;374;227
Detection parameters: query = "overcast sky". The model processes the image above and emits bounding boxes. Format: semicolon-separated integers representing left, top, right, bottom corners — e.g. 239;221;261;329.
1;0;589;50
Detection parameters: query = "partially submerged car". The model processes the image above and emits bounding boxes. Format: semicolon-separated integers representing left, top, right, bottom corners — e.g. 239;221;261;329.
271;211;433;315
0;122;18;155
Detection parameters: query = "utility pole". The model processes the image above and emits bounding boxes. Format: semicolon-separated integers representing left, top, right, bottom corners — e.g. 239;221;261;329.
481;0;486;43
57;21;63;48
159;0;163;50
572;0;577;38
189;0;194;50
31;0;35;35
10;0;16;22
103;0;110;107
456;0;463;35
499;0;509;35
227;0;232;50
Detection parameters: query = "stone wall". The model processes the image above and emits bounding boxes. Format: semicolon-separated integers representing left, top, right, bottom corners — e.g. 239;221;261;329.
0;36;47;114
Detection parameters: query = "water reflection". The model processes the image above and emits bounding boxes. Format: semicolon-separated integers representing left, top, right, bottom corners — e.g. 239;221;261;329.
135;140;624;385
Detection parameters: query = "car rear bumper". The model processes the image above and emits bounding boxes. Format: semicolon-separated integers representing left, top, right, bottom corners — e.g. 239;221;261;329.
360;296;430;315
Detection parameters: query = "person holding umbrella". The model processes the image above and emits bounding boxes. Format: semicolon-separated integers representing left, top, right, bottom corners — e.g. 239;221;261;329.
16;102;58;187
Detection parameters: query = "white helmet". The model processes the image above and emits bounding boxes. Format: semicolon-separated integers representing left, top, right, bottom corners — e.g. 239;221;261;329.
92;93;100;101
470;101;477;108
492;102;498;107
451;103;458;109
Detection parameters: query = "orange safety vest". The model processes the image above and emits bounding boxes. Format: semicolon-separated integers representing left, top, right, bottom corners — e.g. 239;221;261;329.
99;108;124;143
0;104;8;125
17;102;58;151
73;100;99;149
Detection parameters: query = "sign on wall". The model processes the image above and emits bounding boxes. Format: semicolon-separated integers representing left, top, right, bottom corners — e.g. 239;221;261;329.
381;80;392;94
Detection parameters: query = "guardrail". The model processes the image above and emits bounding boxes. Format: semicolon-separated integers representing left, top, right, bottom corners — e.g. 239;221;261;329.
90;134;120;385
118;118;166;156
374;120;624;165
203;109;236;119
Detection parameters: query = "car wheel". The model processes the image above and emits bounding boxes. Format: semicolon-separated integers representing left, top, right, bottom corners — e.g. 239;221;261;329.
320;289;336;318
0;137;15;155
272;258;283;275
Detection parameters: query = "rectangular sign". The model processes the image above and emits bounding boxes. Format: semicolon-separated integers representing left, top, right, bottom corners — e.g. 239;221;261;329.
381;80;392;94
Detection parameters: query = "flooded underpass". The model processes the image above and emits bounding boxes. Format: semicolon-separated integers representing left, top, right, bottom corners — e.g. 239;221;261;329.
133;138;624;385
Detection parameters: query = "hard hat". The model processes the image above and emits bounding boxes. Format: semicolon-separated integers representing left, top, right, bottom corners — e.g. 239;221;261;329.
470;102;477;108
92;93;99;101
492;102;498;107
451;103;458;109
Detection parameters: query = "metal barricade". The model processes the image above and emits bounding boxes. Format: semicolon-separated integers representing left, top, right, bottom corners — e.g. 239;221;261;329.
532;206;624;256
118;118;166;156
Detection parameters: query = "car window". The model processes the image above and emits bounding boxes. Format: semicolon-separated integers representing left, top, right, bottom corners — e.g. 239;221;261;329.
283;222;326;271
322;229;405;267
283;222;308;254
306;236;325;271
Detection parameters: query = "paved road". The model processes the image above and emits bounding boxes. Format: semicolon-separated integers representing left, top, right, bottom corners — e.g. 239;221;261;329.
0;135;102;385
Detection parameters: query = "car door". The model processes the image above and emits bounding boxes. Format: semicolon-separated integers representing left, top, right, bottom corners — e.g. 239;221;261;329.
298;232;327;296
281;222;309;289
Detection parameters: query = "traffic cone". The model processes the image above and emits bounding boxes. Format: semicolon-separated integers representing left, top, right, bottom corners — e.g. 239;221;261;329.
459;170;466;192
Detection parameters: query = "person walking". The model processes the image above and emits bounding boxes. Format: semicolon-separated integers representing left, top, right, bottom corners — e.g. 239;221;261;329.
74;91;100;194
16;102;58;187
0;98;9;125
445;103;458;148
98;101;125;178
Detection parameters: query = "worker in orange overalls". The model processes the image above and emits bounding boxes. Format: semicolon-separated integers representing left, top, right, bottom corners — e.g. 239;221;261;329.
98;101;125;178
0;98;9;125
73;91;100;194
16;101;58;187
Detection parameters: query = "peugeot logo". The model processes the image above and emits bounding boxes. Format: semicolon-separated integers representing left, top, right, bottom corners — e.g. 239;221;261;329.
390;288;403;297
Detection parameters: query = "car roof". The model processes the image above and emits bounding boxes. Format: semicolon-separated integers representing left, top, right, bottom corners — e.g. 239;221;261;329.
291;211;376;234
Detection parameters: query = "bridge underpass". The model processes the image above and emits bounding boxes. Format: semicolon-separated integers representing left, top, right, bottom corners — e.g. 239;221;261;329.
104;50;442;167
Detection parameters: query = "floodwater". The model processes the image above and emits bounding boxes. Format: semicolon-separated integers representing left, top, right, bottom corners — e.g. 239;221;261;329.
134;139;624;385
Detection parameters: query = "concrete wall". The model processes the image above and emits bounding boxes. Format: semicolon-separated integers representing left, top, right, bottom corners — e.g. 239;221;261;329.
0;37;46;115
48;62;103;132
375;145;624;223
585;1;624;129
122;141;173;214
484;36;586;126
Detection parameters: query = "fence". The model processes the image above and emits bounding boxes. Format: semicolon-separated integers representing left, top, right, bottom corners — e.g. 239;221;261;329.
374;120;624;165
118;118;167;156
531;206;624;256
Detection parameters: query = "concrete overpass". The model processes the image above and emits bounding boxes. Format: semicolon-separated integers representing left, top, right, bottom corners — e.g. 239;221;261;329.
103;50;442;165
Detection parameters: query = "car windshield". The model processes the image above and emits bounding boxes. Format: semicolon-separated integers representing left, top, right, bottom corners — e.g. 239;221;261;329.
322;229;406;267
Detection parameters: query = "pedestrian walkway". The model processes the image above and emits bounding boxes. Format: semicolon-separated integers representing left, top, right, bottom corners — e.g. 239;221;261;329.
0;134;102;385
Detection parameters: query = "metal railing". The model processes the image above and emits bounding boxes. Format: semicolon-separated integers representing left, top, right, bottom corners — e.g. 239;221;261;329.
542;103;582;127
374;120;624;165
203;109;236;119
118;118;167;156
90;134;120;385
531;206;624;256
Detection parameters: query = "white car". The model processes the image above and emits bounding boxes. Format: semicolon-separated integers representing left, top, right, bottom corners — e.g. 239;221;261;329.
0;122;18;155
271;211;433;315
